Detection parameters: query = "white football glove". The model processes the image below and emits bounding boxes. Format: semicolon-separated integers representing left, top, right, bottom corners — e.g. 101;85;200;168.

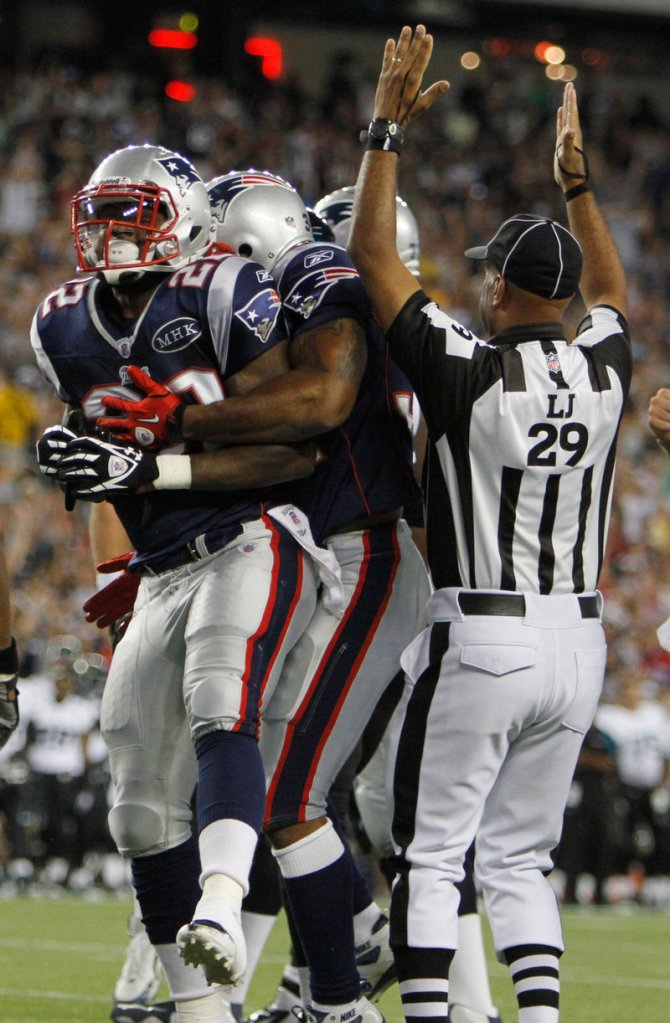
57;435;159;501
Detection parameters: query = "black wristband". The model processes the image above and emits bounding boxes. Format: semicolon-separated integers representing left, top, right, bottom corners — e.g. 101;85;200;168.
0;638;18;676
360;118;404;155
564;183;591;202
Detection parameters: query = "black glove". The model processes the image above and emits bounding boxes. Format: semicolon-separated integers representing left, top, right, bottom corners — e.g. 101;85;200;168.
36;425;79;477
57;435;159;501
36;424;83;510
0;638;19;751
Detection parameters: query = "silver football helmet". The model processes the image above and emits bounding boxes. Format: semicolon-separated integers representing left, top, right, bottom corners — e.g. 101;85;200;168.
207;170;313;271
72;144;214;284
313;185;421;276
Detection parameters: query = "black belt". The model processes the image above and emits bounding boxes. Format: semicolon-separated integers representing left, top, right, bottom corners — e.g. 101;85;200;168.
457;592;599;619
136;524;242;576
331;508;402;535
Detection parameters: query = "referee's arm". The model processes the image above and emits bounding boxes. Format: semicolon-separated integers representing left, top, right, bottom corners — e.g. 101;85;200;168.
348;26;449;332
555;82;628;318
347;149;420;334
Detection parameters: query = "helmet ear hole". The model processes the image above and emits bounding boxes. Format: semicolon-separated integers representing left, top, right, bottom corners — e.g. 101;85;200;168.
206;170;314;271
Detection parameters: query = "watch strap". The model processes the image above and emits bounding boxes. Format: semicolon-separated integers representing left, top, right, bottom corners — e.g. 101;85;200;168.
359;118;404;154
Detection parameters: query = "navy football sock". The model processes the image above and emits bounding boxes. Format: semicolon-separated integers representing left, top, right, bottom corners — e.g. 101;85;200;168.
131;835;201;945
328;797;374;916
277;832;359;1006
243;833;283;915
195;729;265;833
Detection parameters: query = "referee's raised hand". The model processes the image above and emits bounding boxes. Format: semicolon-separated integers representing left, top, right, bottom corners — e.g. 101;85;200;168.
554;82;589;193
372;24;449;129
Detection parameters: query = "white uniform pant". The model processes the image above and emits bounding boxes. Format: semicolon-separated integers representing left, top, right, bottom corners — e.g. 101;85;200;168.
388;587;606;955
102;518;317;858
262;519;431;830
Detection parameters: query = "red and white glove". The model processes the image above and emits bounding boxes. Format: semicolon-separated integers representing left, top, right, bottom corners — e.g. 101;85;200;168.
83;552;140;636
97;366;187;450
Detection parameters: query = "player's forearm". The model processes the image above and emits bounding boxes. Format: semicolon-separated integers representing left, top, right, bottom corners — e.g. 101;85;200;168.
565;192;628;316
89;502;132;567
181;442;318;491
181;369;345;446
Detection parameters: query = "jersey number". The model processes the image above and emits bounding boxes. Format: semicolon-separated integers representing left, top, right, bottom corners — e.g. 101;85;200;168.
82;367;225;420
527;422;588;467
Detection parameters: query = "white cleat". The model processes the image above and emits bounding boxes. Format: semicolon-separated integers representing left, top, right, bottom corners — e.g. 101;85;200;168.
304;996;384;1023
355;914;396;1001
177;920;246;987
114;915;162;1005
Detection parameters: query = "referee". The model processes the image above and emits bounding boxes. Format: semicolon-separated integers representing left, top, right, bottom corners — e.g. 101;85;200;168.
348;25;631;1023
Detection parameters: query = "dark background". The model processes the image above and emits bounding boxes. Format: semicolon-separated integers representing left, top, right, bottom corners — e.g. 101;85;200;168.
3;1;670;96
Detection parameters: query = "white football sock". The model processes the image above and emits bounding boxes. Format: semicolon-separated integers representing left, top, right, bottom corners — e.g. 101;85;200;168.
154;942;212;1001
448;913;497;1016
230;910;278;1006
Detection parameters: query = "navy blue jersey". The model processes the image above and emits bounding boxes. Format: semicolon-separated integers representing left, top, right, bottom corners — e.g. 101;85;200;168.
273;241;420;543
31;253;287;568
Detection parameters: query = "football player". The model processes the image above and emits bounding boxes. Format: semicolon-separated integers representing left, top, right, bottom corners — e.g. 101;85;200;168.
83;168;432;1023
33;145;341;1023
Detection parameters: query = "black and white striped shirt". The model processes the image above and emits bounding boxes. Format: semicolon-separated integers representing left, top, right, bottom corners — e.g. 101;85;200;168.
387;294;632;593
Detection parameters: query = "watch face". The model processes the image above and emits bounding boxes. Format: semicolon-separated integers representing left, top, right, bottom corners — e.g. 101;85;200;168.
370;119;389;139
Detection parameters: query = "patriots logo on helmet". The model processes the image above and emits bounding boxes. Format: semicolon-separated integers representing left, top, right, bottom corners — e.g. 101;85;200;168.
209;196;226;226
320;199;354;227
209;172;293;223
157;156;201;197
235;287;282;343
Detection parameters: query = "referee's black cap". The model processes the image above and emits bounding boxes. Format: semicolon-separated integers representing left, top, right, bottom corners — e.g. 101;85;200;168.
464;214;582;299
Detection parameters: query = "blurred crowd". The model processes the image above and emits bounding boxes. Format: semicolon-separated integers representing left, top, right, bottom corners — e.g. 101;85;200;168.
1;52;670;903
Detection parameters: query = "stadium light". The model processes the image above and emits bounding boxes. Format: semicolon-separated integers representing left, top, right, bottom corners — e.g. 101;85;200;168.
244;36;283;79
149;29;197;50
165;80;197;102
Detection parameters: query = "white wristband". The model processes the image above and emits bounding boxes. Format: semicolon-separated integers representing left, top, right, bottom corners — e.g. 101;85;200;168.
153;454;192;490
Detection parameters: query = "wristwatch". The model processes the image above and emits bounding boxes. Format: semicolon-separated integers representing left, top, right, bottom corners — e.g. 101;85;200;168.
360;118;404;154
